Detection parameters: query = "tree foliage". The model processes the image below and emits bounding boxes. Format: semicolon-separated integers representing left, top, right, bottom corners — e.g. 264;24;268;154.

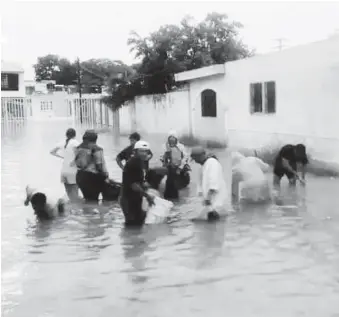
34;12;253;110
108;12;253;107
33;55;133;93
34;54;78;85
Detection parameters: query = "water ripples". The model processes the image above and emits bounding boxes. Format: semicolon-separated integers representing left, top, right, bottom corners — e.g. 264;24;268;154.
2;121;339;317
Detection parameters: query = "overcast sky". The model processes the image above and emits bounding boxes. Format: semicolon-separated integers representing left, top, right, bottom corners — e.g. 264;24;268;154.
2;0;339;80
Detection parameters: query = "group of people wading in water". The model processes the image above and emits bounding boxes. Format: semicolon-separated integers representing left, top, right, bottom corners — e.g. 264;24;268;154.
24;127;309;225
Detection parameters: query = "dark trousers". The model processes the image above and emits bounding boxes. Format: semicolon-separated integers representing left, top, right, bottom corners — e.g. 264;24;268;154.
164;166;179;199
76;170;105;203
120;194;146;226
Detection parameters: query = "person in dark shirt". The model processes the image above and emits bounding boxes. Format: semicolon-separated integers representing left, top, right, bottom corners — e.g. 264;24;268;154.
116;132;141;170
273;144;309;186
120;140;155;227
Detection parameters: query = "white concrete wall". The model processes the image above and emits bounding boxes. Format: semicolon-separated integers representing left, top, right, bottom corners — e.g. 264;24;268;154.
119;100;135;134
119;86;227;145
189;75;227;145
1;72;25;98
223;35;339;162
120;90;191;138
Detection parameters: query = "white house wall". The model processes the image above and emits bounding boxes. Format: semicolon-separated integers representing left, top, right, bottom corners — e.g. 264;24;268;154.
1;72;25;98
132;90;191;137
224;36;339;162
29;93;71;120
188;75;227;145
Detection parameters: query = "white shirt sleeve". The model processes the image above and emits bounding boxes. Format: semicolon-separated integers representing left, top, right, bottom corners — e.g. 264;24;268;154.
204;159;220;192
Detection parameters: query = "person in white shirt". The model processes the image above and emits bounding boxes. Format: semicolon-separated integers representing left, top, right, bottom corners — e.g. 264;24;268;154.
190;146;231;221
50;128;79;202
231;151;271;203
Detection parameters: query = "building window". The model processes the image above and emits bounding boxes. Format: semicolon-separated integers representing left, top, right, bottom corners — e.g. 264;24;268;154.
40;101;53;111
1;73;19;91
201;89;217;117
250;81;276;114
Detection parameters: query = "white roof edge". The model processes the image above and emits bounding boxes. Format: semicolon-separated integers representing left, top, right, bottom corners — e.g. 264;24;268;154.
1;60;25;73
175;64;225;82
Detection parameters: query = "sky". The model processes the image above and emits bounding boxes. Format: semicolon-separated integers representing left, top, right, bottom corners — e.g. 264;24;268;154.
1;0;339;80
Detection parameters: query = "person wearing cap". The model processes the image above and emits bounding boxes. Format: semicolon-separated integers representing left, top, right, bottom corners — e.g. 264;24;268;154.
120;140;155;226
116;132;141;170
190;146;230;221
49;128;80;202
74;130;109;203
231;151;271;203
161;130;189;199
24;185;66;221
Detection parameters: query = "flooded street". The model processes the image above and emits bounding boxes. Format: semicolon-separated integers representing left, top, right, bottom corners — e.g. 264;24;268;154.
2;120;339;317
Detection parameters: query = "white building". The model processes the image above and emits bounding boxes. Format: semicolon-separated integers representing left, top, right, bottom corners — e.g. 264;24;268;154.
174;35;339;162
1;61;26;121
1;61;25;97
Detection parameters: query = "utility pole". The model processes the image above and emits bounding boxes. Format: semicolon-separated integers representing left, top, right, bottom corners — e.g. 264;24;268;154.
272;38;288;51
76;57;83;124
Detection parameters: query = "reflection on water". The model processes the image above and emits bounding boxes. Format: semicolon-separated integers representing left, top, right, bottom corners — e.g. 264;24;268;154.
2;120;339;317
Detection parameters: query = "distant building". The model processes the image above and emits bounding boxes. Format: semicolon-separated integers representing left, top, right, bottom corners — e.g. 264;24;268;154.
24;79;57;95
1;60;25;97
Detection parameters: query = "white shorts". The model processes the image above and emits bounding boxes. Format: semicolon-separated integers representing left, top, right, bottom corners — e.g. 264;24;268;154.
60;172;77;185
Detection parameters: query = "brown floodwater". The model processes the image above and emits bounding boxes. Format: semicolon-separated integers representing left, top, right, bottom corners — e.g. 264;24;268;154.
1;120;339;317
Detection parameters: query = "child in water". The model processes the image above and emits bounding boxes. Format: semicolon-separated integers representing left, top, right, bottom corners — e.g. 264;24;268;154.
24;186;66;221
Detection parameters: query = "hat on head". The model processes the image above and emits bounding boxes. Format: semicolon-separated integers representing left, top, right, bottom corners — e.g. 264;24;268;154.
134;140;150;150
190;146;206;157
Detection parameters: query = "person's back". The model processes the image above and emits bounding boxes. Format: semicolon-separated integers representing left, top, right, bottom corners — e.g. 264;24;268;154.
61;138;79;173
233;157;268;182
75;130;109;203
232;154;271;203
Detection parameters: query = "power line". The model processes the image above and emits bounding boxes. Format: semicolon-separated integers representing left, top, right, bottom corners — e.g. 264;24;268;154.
272;38;288;51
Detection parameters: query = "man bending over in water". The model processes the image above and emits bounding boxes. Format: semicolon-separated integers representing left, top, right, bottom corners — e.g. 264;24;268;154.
273;144;308;187
231;151;271;203
24;186;66;222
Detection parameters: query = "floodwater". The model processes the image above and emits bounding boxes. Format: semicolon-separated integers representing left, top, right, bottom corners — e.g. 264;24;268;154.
2;120;339;317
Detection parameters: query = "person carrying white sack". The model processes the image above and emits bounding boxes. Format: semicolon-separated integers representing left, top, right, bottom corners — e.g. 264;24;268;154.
142;167;174;224
190;146;231;221
231;151;271;203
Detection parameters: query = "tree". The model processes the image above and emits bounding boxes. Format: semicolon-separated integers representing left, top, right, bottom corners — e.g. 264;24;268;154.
80;58;136;93
127;12;253;94
34;55;77;85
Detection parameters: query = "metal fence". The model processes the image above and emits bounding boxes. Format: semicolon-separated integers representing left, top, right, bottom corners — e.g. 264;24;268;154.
70;97;111;128
1;97;27;122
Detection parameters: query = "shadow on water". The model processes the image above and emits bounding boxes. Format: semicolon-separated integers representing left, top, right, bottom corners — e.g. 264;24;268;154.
2;121;339;317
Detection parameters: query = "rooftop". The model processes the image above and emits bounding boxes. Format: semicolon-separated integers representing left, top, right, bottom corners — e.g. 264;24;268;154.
1;60;25;73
